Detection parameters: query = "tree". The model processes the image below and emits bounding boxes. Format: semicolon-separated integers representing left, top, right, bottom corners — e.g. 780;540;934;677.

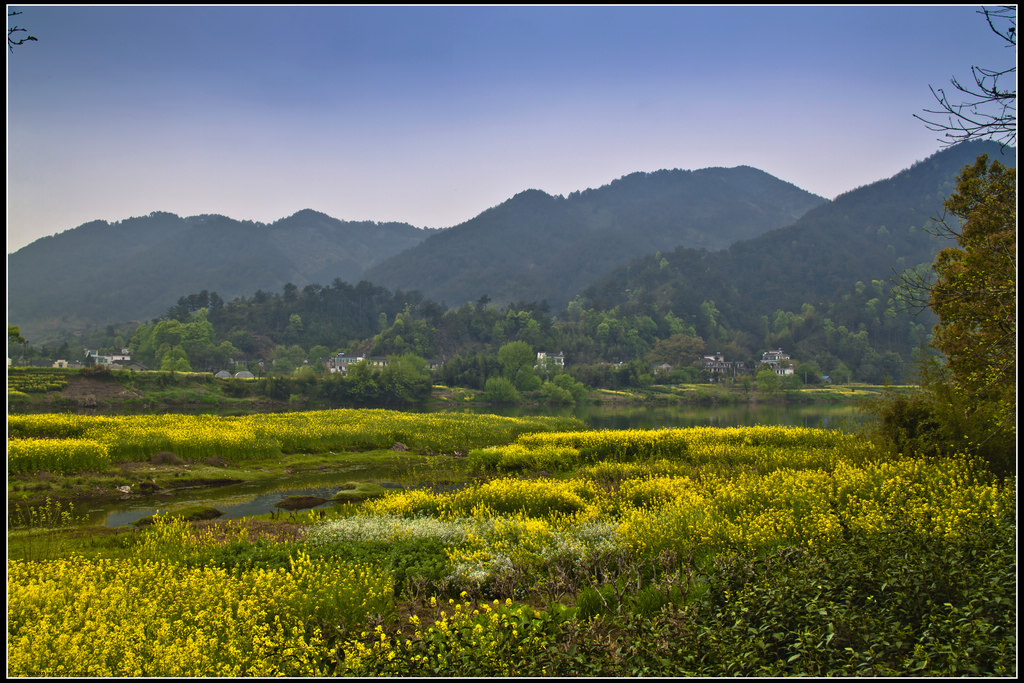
8;10;37;51
645;333;706;367
345;360;380;404
756;368;782;395
9;324;26;346
873;154;1015;474
929;155;1016;430
379;354;432;404
496;341;534;381
8;324;27;363
160;346;192;372
915;6;1016;147
483;376;520;404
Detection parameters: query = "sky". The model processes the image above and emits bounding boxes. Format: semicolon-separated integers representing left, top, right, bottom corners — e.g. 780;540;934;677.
6;4;1017;253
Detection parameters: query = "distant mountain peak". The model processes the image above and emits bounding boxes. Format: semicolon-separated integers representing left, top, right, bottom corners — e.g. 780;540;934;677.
287;208;330;220
363;163;827;308
507;188;557;204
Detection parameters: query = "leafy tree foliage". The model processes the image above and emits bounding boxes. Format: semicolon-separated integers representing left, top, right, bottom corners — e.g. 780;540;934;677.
645;332;706;367
9;325;27;345
496;341;534;378
869;157;1016;475
379;354;433;404
929;155;1015;422
483;376;520;404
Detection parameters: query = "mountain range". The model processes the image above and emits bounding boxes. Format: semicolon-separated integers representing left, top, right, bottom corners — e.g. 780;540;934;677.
7;140;1013;344
362;166;825;307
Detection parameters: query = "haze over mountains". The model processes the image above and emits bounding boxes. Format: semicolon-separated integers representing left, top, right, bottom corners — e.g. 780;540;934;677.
7;141;1013;344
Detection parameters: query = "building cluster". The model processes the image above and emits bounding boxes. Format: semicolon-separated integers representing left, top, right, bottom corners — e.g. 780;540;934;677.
758;348;795;376
32;344;814;386
50;348;142;370
695;348;797;381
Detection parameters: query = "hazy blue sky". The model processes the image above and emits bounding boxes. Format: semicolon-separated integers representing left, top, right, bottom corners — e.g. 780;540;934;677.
6;5;1015;252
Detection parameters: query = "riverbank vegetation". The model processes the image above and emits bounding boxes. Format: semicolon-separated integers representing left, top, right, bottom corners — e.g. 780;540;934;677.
7;365;903;419
7;412;1016;676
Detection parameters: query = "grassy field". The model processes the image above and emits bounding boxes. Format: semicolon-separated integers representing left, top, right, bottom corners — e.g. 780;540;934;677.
7;409;1016;677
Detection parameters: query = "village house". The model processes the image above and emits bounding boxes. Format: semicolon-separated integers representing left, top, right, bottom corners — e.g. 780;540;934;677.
324;352;364;374
536;351;565;370
324;353;391;375
760;348;795;376
654;362;674;376
85;348;132;367
700;352;745;380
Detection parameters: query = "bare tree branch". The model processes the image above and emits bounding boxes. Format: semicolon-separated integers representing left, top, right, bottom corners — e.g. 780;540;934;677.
8;10;38;52
914;6;1016;148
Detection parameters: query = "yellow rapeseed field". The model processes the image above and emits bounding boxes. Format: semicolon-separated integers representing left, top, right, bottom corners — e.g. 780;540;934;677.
6;420;1015;676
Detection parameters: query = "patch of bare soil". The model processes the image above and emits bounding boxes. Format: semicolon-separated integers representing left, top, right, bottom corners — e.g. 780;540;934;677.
190;518;308;543
60;376;142;402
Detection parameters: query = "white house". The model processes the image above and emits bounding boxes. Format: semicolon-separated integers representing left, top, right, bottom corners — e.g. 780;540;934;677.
85;348;132;366
536;351;565;369
760;348;795;376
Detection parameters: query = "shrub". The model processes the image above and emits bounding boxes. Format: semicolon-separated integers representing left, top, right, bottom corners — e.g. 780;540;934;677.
693;517;1016;676
483;376;520;404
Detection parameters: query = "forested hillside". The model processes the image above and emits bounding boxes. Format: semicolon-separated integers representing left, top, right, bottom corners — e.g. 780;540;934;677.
362;166;825;308
7;210;433;341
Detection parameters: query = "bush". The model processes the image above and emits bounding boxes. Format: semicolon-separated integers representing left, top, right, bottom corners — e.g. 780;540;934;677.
693;517;1016;676
483;376;520;404
219;379;255;398
866;379;1015;476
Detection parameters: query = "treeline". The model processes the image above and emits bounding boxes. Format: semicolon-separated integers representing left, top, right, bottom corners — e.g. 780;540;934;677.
13;265;934;399
111;265;933;391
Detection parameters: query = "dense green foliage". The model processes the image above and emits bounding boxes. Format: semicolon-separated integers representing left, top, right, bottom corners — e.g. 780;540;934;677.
929;155;1015;433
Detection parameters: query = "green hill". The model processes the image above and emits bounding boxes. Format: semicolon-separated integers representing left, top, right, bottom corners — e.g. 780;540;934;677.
362;166;826;308
581;141;1015;335
8;210;434;342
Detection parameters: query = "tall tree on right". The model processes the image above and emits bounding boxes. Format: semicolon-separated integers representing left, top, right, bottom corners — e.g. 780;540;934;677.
875;7;1017;472
929;155;1016;436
